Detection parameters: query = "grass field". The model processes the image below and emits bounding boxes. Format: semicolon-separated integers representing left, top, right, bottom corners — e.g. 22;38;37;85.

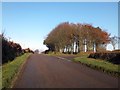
2;53;31;89
74;56;119;77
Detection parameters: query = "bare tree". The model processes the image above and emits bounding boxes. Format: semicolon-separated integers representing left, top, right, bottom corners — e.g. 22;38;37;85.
110;36;118;50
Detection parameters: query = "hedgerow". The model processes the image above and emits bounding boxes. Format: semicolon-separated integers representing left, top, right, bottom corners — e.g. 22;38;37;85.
88;51;120;64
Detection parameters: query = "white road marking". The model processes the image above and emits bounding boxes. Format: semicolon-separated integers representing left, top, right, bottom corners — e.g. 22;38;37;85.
57;56;72;62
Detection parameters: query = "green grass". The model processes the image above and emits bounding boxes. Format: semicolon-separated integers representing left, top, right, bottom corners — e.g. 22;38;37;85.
46;52;90;57
46;52;70;56
2;53;31;89
74;56;119;77
52;52;119;76
46;52;119;76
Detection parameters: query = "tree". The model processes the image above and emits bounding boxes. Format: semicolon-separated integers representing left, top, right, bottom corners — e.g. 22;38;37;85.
110;36;118;50
34;49;39;54
43;22;110;53
2;33;23;64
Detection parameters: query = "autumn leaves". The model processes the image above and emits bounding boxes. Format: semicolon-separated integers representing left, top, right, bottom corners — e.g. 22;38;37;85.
44;22;110;54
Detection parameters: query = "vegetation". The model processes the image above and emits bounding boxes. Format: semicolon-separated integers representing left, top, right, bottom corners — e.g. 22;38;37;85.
88;51;120;64
46;51;76;57
110;36;120;50
23;48;34;53
44;22;110;54
34;49;39;54
74;54;119;77
47;52;119;76
2;53;31;89
0;31;34;89
1;34;23;64
1;33;34;64
1;32;33;89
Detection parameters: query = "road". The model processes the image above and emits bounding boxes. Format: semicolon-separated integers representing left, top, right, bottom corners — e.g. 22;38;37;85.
13;54;118;88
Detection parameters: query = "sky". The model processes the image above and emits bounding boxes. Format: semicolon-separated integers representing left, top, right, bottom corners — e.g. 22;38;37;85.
2;2;118;52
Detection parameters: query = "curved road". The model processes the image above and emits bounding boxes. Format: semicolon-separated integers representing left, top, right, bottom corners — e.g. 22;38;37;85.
14;54;118;88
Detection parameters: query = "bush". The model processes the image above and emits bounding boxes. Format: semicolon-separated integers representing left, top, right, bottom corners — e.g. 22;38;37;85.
88;51;120;64
1;34;23;64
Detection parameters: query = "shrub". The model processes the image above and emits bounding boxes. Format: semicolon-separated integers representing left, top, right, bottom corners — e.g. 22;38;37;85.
1;34;23;64
88;51;120;64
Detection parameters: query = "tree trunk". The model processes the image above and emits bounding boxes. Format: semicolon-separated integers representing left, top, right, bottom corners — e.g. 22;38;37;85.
84;39;87;52
78;41;80;53
93;42;96;52
113;45;115;50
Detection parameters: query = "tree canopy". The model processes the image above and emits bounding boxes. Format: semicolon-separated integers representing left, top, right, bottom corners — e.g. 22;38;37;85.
44;22;110;54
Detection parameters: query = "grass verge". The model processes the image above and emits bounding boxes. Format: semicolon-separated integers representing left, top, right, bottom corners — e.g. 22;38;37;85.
74;57;119;77
46;52;119;76
46;52;89;57
2;53;31;89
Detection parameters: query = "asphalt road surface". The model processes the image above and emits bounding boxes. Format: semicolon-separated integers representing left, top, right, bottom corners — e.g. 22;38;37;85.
14;54;118;88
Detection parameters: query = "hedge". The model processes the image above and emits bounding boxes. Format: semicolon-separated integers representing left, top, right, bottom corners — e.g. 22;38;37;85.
88;51;120;64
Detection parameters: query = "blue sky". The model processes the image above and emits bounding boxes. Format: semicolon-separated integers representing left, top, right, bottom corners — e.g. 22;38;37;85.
2;2;118;51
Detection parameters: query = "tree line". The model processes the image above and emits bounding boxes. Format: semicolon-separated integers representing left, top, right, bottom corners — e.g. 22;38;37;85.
44;22;110;54
1;33;33;64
